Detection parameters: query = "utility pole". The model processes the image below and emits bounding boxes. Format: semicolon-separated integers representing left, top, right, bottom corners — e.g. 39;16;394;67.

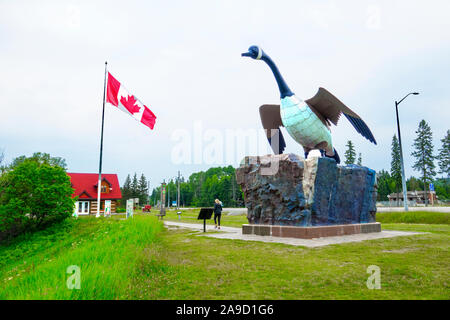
160;181;166;212
147;181;150;205
177;170;181;209
232;176;236;206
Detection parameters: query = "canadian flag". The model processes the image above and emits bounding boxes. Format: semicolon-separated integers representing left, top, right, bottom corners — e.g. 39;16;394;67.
106;72;157;130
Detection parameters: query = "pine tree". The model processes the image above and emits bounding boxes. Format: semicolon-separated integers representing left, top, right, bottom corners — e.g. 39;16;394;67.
131;173;139;199
376;169;393;201
437;130;450;178
344;140;356;165
121;174;132;205
390;135;402;205
357;153;362;166
411;120;436;205
407;176;423;191
138;174;148;204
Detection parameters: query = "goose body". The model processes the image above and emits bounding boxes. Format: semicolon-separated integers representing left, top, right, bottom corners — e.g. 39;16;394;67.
242;45;376;163
280;95;334;155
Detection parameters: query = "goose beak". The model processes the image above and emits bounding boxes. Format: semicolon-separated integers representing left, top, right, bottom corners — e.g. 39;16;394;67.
241;51;252;57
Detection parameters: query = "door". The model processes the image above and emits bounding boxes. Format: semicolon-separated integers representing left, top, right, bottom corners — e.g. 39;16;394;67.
78;201;90;215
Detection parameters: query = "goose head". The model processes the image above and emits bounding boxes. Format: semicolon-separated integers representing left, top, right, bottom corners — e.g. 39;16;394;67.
241;45;264;60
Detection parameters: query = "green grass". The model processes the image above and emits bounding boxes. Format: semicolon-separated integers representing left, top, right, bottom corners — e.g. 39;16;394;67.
1;210;449;299
133;223;449;299
0;215;164;299
376;211;450;225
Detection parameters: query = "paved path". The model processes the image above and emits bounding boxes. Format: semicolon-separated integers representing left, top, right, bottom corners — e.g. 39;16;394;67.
164;221;424;248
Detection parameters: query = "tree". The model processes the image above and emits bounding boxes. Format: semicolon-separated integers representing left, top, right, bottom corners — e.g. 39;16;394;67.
120;174;132;206
9;152;67;170
357;153;362;166
0;156;74;241
406;176;423;191
376;170;393;201
131;173;139;198
434;178;450;201
138;174;149;205
390;135;402;205
411;120;436;205
0;149;4;174
437;130;450;178
344;140;356;165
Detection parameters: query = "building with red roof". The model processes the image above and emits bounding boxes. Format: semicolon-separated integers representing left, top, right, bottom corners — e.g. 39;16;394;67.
67;172;122;215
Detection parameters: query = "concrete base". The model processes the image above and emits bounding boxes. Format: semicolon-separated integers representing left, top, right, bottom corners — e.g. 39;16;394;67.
242;223;381;239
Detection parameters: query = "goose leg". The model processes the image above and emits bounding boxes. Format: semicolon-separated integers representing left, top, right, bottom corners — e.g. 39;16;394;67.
323;148;340;164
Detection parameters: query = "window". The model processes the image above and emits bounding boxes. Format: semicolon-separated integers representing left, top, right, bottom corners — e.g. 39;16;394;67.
101;185;107;193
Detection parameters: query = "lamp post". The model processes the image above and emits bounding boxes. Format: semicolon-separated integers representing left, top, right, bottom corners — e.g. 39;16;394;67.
395;92;419;211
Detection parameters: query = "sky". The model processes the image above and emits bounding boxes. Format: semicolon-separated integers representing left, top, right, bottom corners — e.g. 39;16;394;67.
1;0;449;191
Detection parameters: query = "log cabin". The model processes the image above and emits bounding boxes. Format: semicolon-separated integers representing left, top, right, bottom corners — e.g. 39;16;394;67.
67;172;122;215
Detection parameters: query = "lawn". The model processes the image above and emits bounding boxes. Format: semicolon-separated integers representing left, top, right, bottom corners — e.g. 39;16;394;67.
0;215;165;299
0;210;448;299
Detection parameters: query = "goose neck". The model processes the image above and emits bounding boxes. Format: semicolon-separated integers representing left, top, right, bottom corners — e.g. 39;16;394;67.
261;55;294;99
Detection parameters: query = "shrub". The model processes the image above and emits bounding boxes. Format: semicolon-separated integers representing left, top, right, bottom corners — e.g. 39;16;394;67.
116;207;126;213
0;158;74;241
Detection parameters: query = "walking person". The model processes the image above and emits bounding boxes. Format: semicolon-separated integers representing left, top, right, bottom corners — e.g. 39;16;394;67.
214;199;222;229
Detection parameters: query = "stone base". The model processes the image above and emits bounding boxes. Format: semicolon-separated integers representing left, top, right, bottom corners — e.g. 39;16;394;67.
242;223;381;239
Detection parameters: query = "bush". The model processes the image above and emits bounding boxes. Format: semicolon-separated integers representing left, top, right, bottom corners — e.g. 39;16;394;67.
0;158;74;241
116;207;126;213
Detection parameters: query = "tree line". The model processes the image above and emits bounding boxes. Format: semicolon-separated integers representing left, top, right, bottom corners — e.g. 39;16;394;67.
120;173;149;207
375;121;449;202
149;165;244;208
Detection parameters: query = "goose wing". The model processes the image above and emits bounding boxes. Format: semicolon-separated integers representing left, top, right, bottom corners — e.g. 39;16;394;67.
305;87;377;144
259;104;286;154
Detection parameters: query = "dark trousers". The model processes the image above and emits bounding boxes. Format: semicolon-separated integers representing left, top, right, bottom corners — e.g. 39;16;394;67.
214;213;221;226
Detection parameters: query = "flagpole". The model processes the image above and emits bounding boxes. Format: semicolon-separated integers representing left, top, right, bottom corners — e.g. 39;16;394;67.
97;61;108;218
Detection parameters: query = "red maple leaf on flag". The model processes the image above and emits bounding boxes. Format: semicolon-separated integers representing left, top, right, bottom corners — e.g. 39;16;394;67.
120;95;141;114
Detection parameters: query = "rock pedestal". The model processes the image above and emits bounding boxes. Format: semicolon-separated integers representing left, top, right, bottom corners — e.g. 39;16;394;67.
235;154;377;227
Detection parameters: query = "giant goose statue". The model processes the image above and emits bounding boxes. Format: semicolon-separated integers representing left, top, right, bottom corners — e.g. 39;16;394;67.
242;45;376;164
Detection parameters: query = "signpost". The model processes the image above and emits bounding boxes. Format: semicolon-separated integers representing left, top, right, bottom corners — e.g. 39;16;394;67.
73;202;79;218
104;200;111;217
430;183;435;206
197;208;214;233
160;182;166;217
126;199;134;219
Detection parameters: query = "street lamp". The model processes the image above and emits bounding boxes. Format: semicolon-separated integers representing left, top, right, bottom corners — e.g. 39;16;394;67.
395;92;419;211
